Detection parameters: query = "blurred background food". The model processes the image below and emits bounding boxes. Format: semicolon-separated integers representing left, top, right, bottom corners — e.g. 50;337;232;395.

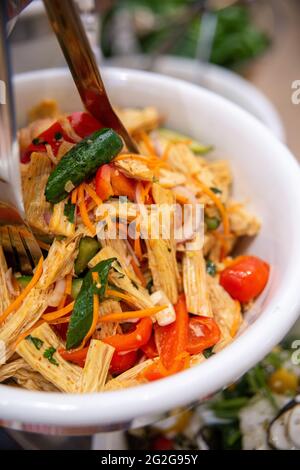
9;0;300;157
2;0;300;451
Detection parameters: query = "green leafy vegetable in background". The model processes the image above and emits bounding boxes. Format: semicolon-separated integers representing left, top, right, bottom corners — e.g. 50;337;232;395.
102;3;269;70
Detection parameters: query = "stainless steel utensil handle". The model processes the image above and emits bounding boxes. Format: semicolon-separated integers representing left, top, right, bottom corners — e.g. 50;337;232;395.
43;0;138;153
0;3;24;214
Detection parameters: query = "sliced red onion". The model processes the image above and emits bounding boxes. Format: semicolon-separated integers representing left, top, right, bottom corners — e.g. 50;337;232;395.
44;211;52;225
48;278;66;307
5;268;19;297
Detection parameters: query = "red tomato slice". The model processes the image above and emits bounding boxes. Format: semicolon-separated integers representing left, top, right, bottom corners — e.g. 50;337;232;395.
58;347;88;368
68;112;102;139
141;334;158;359
186;316;220;355
110;350;138;375
220;255;270;303
95;164;113;201
103;318;153;352
151;436;174;450
155;294;189;369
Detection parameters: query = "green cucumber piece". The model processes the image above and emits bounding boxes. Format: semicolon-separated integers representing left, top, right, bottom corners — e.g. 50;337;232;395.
45;128;123;203
71;278;83;300
16;275;33;289
158;128;213;155
66;258;116;350
74;237;100;275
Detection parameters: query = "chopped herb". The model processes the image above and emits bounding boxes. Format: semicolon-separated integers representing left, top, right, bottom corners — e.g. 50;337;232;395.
132;280;139;290
210;187;222;195
54;131;63;141
152;176;159;183
206;259;217;276
210;397;249;420
146;279;153;293
41;141;49;145
32;137;40;145
203;346;215;359
26;335;44;350
43;346;59;366
64;201;76;224
205;216;221;231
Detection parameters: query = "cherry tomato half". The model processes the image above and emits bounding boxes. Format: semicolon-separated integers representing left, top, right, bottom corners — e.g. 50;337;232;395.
220;255;270;303
186;316;220;355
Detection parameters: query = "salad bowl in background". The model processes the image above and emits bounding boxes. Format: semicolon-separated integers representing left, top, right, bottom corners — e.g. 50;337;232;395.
0;67;300;435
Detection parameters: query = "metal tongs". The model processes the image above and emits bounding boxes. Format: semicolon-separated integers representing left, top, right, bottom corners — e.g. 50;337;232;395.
43;0;138;153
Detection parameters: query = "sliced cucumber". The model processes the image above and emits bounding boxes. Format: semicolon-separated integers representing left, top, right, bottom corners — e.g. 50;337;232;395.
74;237;100;275
71;278;83;300
158;128;213;155
16;275;33;290
45;128;123;203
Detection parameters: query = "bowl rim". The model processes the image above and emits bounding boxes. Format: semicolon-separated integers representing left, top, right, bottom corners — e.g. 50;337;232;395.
2;66;300;428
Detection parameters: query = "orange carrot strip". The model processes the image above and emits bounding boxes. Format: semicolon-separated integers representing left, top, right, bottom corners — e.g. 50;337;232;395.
138;130;157;156
71;187;78;204
105;288;138;307
130;259;146;287
42;301;75;322
0;257;44;325
100;305;167;323
47;316;71;325
161;142;172;161
58;273;73;309
78;184;96;236
84;183;102;206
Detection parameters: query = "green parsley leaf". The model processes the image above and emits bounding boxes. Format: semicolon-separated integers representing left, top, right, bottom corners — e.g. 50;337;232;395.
64;201;76;224
203;347;215;359
43;346;59;366
206;259;217;277
26;335;44;350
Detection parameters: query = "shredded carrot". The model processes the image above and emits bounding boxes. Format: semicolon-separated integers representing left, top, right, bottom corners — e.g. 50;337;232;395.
130;259;146;287
230;301;242;337
65;273;73;296
42;301;75;322
161;142;172;161
84;183;102;206
47;316;71;325
58;273;73;309
87;200;97;213
99;305;167;323
71;187;78;204
195;179;230;258
105;288;138;307
78;184;96;236
13;319;45;348
36;239;51;251
174;193;189;204
134;221;143;261
0;257;44;325
137;130;157;157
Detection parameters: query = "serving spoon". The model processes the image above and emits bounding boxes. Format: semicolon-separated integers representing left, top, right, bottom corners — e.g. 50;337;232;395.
43;0;138;154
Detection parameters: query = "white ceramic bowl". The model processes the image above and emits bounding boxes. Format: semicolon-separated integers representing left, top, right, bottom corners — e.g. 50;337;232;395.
1;68;300;435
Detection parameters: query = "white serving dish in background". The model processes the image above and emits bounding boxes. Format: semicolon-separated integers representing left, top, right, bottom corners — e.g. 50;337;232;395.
0;67;299;435
106;55;285;142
